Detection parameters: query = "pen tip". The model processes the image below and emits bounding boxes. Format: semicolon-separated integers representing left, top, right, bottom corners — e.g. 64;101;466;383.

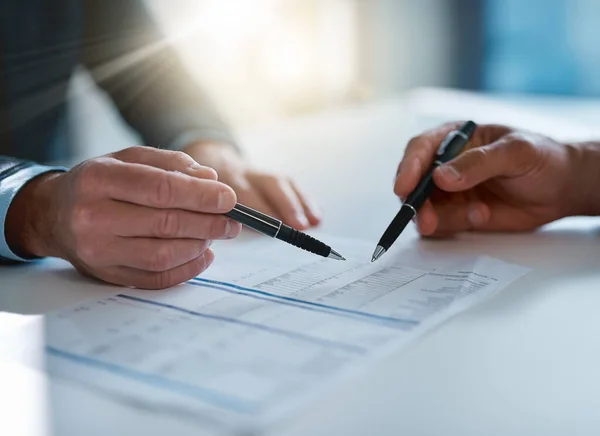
328;249;346;261
371;245;386;263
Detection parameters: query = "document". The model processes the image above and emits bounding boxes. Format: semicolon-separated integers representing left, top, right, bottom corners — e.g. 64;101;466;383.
45;238;529;432
0;312;44;370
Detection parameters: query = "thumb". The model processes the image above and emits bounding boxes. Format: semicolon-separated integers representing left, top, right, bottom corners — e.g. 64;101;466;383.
432;136;535;192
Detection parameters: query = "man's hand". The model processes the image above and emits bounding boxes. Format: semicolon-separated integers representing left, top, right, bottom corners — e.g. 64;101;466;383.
184;142;321;230
394;122;600;237
6;147;241;289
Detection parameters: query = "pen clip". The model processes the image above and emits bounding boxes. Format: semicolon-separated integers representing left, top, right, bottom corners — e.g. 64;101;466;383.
436;130;458;156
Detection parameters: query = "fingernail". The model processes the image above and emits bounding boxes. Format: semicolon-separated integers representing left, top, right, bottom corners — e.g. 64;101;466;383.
218;190;234;211
190;162;203;170
226;220;239;238
296;213;309;228
439;165;461;182
309;202;323;220
467;204;485;225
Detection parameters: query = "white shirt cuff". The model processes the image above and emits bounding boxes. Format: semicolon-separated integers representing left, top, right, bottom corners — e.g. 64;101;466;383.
0;165;65;262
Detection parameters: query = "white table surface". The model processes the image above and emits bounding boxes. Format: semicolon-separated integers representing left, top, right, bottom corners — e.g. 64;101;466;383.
2;88;600;436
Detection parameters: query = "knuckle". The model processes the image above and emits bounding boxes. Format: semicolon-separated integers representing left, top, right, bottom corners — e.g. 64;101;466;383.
196;183;222;210
204;166;218;180
507;134;534;154
76;240;98;265
504;132;527;148
199;239;210;252
194;254;210;276
461;147;488;168
71;204;94;234
128;145;146;154
453;148;487;176
209;217;227;238
154;272;172;290
115;145;146;159
270;174;283;183
173;150;194;165
153;173;173;206
147;245;174;271
146;272;172;290
195;186;210;208
76;160;103;191
263;174;280;187
504;134;538;170
472;146;489;161
157;210;180;237
404;136;422;153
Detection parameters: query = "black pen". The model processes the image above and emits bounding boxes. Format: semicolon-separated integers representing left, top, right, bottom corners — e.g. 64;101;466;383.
225;203;345;260
371;121;477;262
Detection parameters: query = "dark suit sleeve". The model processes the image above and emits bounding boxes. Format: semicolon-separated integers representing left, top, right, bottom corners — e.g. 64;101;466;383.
80;0;237;151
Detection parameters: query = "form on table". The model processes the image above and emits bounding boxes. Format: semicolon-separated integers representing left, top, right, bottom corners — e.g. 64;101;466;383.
46;237;528;432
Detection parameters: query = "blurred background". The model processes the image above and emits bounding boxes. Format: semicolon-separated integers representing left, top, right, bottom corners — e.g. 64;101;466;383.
70;0;600;154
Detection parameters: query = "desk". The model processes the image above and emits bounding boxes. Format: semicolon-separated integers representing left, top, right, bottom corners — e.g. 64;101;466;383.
2;88;600;436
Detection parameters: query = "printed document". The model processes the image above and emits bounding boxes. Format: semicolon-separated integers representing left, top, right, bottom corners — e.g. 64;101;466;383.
45;237;529;432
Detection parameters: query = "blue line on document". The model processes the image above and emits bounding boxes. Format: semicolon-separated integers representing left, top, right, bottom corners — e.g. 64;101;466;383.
46;346;256;414
190;277;419;327
118;294;366;354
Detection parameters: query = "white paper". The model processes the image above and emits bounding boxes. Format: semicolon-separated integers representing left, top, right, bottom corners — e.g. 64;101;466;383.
0;312;45;370
45;238;529;432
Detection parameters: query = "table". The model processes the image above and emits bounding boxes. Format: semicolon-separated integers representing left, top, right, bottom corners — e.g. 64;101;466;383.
2;88;600;436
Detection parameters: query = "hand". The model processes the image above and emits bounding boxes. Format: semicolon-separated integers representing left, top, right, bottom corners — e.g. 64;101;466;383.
6;147;241;289
393;122;598;237
184;142;321;230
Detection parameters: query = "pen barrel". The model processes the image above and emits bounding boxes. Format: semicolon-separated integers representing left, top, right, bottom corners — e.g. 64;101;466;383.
435;123;475;164
405;170;435;210
225;204;281;238
276;225;331;258
437;136;467;164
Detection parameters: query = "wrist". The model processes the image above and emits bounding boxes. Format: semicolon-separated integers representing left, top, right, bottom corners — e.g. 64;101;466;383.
566;141;600;216
5;172;62;258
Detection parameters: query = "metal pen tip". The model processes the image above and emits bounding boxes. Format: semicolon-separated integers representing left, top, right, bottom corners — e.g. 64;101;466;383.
328;249;346;261
371;245;386;263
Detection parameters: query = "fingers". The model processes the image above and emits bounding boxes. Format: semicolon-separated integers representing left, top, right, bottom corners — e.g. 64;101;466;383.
425;201;492;236
113;146;218;180
96;201;240;240
394;157;422;199
433;134;538;192
234;185;279;219
254;175;311;230
290;182;322;226
394;122;465;198
104;249;215;290
414;200;438;236
78;159;236;213
81;238;210;272
242;172;321;229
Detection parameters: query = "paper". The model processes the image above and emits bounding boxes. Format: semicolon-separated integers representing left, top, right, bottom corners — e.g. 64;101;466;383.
45;238;529;432
0;312;45;370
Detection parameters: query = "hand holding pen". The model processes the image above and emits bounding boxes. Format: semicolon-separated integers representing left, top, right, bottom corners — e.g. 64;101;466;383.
373;121;476;261
392;121;588;239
